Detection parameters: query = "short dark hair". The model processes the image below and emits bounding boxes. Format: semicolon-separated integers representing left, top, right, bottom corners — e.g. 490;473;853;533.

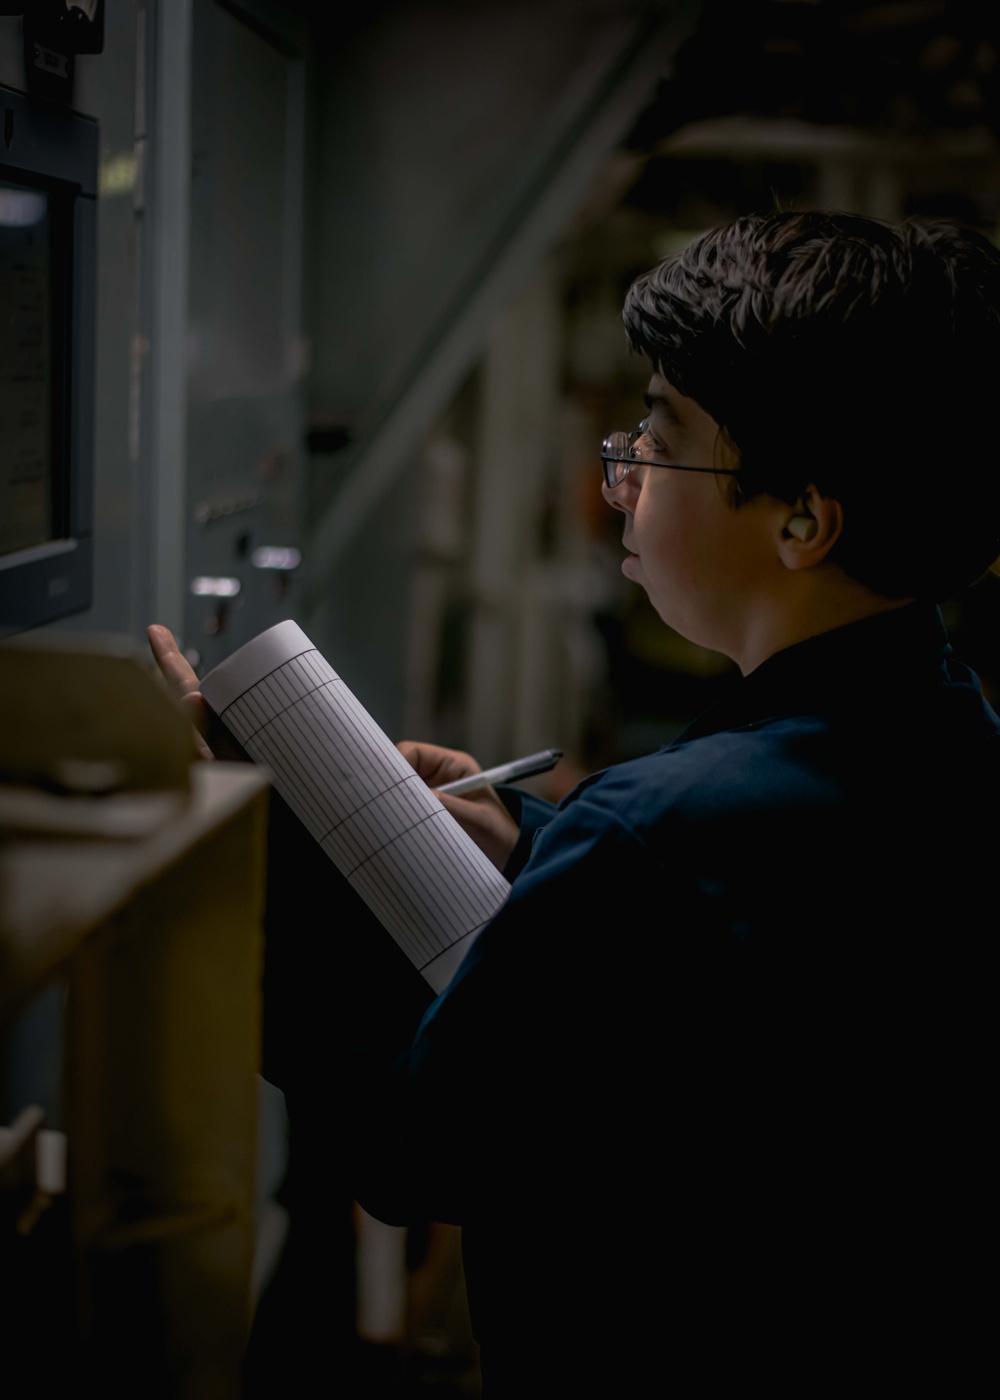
622;210;1000;600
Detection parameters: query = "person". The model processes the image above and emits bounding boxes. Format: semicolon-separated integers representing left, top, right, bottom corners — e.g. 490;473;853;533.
149;209;1000;1394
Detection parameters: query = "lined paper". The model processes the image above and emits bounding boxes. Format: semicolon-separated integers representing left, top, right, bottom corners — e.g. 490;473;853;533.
199;620;511;991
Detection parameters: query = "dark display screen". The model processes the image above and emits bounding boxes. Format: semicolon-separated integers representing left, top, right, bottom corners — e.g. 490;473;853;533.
0;178;52;558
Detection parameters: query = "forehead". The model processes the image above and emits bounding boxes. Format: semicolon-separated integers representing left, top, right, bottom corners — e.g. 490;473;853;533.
644;373;679;417
644;374;718;437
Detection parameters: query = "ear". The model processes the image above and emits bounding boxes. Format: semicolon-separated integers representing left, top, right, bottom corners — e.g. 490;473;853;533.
776;487;843;570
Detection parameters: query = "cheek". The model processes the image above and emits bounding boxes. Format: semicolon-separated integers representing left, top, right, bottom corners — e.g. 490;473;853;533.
634;485;675;539
634;488;698;573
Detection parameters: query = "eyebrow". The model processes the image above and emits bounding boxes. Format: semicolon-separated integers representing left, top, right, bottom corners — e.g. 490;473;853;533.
642;390;682;428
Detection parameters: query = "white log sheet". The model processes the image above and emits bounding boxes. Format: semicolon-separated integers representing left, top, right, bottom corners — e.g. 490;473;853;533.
200;620;511;992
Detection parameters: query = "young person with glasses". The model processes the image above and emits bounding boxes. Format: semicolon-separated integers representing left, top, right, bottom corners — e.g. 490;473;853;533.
150;210;1000;1395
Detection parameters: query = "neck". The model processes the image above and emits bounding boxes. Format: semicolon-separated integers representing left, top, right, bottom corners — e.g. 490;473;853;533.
736;582;916;676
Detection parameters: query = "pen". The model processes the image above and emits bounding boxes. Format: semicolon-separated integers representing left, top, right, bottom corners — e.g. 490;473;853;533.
436;748;563;796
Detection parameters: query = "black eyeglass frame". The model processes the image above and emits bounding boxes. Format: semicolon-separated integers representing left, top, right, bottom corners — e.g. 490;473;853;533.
600;419;740;488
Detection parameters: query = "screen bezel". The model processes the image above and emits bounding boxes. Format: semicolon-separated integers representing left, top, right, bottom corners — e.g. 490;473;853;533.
0;84;97;634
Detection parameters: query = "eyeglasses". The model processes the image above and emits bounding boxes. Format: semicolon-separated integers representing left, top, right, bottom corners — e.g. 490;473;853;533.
600;419;740;488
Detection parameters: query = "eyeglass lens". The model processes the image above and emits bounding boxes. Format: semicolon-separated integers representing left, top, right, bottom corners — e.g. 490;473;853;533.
601;423;647;486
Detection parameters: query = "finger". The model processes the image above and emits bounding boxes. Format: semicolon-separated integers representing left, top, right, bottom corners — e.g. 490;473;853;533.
437;786;507;817
177;688;211;731
147;624;201;697
433;788;520;869
186;715;215;761
148;624;200;693
397;740;481;787
148;626;219;759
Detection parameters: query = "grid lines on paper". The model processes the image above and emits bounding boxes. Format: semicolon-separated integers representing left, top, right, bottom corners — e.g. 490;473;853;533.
220;651;510;959
221;650;339;745
236;683;421;843
344;813;511;962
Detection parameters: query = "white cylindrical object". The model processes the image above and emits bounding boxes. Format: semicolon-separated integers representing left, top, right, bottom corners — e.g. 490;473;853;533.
200;620;509;991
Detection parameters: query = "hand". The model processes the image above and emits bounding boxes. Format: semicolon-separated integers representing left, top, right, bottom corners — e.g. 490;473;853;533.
397;740;520;872
147;625;249;762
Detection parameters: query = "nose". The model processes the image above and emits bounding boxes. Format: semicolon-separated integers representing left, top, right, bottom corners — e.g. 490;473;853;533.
601;470;638;513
